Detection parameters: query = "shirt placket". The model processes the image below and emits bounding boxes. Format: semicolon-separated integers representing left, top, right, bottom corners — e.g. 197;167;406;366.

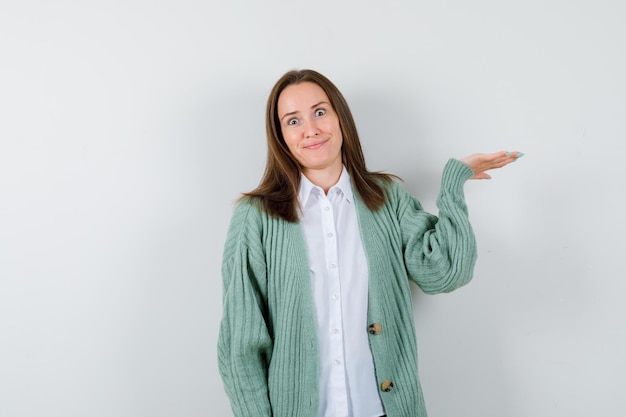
320;192;349;417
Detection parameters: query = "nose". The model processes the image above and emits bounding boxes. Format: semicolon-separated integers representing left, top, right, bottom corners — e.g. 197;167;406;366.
304;119;320;138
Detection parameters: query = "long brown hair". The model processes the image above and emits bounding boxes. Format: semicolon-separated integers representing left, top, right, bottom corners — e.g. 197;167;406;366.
243;69;395;222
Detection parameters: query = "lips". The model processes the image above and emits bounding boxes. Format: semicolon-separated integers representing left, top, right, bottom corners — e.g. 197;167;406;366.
304;139;328;150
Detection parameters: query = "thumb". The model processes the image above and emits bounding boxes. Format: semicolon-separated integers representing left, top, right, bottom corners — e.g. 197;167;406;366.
471;172;492;180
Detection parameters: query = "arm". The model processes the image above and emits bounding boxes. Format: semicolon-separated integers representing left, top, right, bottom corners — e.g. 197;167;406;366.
399;151;522;294
398;158;477;294
218;202;273;417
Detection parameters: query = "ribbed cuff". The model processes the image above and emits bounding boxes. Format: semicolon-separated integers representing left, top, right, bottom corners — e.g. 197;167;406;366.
441;158;474;194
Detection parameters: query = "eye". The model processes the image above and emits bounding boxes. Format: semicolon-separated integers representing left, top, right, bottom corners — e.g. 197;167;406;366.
287;118;298;126
315;108;326;117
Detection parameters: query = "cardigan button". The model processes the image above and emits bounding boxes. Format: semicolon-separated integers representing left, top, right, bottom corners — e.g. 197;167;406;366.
381;380;394;392
368;323;382;335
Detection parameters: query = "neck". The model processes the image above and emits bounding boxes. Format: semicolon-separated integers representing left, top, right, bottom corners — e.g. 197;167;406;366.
303;164;343;195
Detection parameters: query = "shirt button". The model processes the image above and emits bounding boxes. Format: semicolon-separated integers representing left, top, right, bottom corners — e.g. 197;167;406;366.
332;328;339;334
334;360;341;365
327;232;334;238
368;323;382;335
329;263;336;269
381;380;394;392
331;294;338;300
324;206;330;211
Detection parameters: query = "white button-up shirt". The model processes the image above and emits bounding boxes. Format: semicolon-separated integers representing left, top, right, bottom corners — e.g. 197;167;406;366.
298;167;385;417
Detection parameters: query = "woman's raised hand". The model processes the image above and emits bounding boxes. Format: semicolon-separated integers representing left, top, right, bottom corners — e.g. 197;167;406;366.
460;151;523;180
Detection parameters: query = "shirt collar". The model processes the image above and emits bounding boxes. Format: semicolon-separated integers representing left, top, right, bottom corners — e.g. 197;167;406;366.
298;166;353;207
333;166;354;203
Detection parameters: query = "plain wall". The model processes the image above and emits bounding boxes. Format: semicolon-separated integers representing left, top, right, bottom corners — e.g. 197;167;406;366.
1;1;625;416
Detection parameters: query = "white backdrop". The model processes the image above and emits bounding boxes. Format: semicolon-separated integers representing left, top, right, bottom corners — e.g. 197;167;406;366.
1;1;625;416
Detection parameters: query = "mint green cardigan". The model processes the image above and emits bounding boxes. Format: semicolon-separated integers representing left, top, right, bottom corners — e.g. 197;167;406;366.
218;159;477;417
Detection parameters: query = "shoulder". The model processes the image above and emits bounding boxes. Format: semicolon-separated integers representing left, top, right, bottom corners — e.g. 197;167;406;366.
380;177;413;207
354;177;420;221
231;196;263;222
224;197;266;246
221;198;271;271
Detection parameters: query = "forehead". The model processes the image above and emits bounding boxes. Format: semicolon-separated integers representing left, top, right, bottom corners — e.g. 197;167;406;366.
277;82;331;115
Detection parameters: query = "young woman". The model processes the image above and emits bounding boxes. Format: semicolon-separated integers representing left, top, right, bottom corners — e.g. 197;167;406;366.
218;69;522;417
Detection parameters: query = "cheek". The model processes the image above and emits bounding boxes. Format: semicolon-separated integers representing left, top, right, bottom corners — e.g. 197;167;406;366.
329;119;342;139
282;133;299;155
333;126;343;146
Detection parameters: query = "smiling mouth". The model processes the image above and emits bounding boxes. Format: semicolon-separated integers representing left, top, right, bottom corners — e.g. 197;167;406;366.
304;139;328;150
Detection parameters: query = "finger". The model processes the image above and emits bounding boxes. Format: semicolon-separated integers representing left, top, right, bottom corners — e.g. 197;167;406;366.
495;151;524;166
504;151;524;160
481;152;524;174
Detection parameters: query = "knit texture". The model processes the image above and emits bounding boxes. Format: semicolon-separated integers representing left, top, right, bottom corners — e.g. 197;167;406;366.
218;158;477;417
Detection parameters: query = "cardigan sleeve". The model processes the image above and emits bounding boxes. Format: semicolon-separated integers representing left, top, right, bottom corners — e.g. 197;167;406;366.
218;202;273;417
396;158;478;294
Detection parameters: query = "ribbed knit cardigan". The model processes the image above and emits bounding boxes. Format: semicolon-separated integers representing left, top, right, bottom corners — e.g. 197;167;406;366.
218;158;477;417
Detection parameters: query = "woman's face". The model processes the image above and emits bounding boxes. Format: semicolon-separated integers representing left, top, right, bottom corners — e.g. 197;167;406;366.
277;82;343;177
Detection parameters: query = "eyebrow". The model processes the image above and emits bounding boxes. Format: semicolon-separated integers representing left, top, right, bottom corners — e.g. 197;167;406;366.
280;101;329;122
